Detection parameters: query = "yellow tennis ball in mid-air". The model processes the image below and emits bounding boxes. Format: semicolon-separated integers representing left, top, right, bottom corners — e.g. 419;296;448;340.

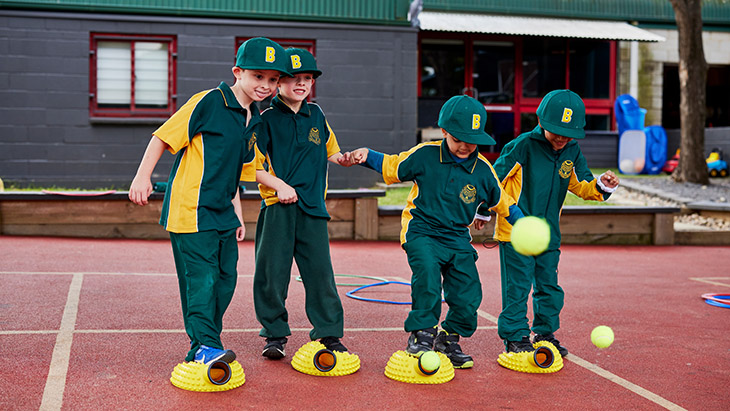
510;216;550;256
591;325;614;348
417;351;441;375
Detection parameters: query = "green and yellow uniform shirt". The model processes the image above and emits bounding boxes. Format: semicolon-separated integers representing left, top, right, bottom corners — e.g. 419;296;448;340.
156;82;259;233
381;140;514;250
255;95;340;219
493;126;611;248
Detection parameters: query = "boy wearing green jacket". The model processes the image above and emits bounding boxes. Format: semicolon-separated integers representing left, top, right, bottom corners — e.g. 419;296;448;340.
493;89;620;356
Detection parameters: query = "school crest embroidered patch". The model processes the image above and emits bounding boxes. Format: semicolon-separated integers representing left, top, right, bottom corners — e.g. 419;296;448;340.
559;160;574;179
308;128;321;145
459;184;477;204
248;132;257;151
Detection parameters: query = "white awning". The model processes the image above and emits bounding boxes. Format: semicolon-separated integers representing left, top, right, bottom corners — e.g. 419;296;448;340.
418;12;665;42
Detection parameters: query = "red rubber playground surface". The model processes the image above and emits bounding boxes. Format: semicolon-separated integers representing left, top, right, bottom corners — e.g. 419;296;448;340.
1;236;728;410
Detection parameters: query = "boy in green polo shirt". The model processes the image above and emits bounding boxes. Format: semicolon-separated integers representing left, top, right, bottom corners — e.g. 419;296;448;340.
252;48;352;360
128;37;290;366
493;89;620;357
341;95;524;368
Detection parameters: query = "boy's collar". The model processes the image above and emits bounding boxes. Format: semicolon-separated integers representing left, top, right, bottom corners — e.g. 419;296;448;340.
272;95;311;116
218;82;258;113
439;139;478;173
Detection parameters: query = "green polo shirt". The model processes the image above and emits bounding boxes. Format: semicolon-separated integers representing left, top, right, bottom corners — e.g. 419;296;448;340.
156;82;259;233
492;126;610;248
256;95;340;219
381;140;513;251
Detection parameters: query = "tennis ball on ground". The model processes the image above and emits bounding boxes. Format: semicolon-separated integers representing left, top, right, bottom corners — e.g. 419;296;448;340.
418;350;440;375
591;325;614;348
510;216;550;256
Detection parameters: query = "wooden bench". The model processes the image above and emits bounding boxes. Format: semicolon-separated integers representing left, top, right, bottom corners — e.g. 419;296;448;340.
0;191;681;245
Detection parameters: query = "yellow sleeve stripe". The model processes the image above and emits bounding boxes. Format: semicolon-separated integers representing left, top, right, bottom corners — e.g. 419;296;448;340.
325;120;340;157
477;156;513;216
260;154;280;206
493;162;523;242
399;183;420;245
568;170;604;201
383;142;436;185
240;145;265;182
153;89;211;154
165;132;205;233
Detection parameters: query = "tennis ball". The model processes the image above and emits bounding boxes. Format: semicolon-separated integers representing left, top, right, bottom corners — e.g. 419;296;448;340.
510;216;550;256
591;325;614;349
418;351;440;375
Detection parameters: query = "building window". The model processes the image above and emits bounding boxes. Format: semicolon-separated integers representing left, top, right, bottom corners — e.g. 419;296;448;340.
522;38;566;99
236;38;317;109
418;32;616;149
90;33;176;118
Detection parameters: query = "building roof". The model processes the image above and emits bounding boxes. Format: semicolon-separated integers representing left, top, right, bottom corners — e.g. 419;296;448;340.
418;11;666;41
422;0;730;26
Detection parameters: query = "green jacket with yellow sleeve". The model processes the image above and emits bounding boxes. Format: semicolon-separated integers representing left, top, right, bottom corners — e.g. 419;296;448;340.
492;126;611;249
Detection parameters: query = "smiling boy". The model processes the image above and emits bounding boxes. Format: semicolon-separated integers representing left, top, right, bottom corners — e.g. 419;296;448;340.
252;48;353;359
129;37;289;366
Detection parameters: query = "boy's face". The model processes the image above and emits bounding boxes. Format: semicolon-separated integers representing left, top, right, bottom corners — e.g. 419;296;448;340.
277;73;314;104
443;130;478;159
543;128;574;151
234;68;281;102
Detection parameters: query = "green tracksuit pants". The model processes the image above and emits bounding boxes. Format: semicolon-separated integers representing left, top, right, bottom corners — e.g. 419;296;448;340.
402;236;481;337
498;242;563;342
253;203;344;340
170;228;238;362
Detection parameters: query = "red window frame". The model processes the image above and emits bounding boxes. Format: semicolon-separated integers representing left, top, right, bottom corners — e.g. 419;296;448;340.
89;33;177;118
418;32;617;138
235;38;317;100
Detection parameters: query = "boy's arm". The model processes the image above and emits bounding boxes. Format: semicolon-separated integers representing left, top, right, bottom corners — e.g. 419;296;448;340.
129;136;168;206
568;152;619;201
232;189;245;241
328;152;344;165
255;169;298;204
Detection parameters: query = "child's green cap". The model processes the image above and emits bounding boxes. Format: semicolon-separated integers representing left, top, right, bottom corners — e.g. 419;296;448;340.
236;37;291;76
437;95;495;145
536;89;586;139
285;48;322;78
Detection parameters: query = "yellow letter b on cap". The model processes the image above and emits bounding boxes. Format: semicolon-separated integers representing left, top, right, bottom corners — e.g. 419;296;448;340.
265;46;276;62
290;55;301;69
472;114;481;130
561;108;573;123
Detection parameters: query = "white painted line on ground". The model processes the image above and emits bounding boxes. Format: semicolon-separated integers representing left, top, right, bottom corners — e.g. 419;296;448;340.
476;308;685;410
568;356;686;410
689;277;730;288
39;273;82;411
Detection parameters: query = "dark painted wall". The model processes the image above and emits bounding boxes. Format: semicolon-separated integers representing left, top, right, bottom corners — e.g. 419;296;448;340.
0;10;418;189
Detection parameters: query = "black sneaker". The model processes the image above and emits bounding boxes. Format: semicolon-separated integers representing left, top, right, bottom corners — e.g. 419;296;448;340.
406;326;437;356
320;336;348;352
262;337;287;359
534;333;568;357
505;336;535;353
434;331;473;369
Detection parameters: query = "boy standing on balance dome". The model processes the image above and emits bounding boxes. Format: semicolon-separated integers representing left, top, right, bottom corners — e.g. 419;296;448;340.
341;95;524;368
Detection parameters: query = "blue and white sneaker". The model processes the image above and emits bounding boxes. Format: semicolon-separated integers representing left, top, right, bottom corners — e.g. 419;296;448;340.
194;345;236;365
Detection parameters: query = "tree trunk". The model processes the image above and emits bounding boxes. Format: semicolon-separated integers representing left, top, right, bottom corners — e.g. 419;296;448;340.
669;0;708;184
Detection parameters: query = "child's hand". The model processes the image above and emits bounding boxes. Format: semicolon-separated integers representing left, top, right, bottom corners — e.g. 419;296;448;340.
277;184;298;204
601;170;620;188
473;219;487;230
337;152;354;167
128;175;152;206
351;148;368;164
235;225;245;241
